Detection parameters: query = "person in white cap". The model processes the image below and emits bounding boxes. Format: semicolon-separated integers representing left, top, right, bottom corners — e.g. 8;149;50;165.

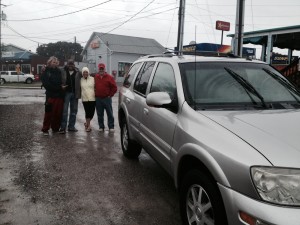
80;67;96;132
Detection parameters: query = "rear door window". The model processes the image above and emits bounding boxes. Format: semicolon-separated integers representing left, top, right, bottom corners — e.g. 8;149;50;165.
123;62;142;88
133;61;155;96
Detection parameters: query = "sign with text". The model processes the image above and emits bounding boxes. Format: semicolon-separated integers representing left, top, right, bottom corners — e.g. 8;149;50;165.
216;20;230;31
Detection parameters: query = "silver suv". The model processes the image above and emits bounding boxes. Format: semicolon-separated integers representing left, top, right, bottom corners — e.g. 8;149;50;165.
118;54;300;225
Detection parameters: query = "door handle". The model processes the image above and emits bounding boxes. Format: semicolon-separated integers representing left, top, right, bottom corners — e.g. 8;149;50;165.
125;98;131;104
143;108;149;115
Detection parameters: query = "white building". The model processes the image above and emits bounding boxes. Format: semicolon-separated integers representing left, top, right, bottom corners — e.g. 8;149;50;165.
81;32;166;82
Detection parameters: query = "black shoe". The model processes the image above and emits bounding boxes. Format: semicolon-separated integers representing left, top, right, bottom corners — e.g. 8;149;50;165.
58;128;66;134
68;128;78;132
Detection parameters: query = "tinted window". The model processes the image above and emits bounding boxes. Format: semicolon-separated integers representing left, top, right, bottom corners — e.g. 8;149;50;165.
11;72;18;75
150;63;177;100
123;62;142;88
134;61;155;95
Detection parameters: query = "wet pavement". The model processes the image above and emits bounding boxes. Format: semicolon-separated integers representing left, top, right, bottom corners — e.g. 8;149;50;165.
0;87;181;225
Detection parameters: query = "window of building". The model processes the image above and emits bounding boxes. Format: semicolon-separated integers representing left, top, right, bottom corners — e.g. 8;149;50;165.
118;62;132;78
8;64;15;71
21;64;31;74
37;64;44;75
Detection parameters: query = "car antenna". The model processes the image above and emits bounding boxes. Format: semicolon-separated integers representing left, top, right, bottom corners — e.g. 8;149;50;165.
193;25;197;110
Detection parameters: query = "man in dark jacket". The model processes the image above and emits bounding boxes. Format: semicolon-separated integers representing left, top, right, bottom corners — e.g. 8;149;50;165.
59;59;81;133
41;56;67;136
95;63;117;132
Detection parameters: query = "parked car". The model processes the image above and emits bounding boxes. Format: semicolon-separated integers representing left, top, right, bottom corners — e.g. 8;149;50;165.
118;53;300;225
0;71;35;84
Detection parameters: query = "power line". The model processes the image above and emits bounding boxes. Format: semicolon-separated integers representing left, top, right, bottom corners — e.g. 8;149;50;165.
6;24;42;44
3;4;177;46
7;0;112;22
98;0;156;37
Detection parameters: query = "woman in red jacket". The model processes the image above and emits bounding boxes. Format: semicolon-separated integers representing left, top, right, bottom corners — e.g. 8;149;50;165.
94;63;117;132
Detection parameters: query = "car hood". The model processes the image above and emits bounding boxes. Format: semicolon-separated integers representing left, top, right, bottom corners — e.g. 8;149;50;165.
200;109;300;167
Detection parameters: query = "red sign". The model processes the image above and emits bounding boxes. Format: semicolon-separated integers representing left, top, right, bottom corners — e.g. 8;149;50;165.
216;20;230;31
90;40;100;49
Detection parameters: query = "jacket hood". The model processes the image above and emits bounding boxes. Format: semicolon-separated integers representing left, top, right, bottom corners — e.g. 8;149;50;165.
200;109;300;167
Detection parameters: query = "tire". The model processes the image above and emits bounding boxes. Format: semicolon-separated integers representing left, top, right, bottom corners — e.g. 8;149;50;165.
26;78;33;84
0;78;5;85
179;169;228;225
120;118;142;158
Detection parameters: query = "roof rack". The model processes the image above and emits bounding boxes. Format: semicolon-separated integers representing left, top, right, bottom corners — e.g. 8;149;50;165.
143;52;175;58
142;51;241;59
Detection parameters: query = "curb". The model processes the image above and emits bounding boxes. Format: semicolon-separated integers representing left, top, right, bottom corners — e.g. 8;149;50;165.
0;86;42;89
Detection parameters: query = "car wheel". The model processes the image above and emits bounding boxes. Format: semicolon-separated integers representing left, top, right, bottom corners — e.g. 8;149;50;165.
26;78;33;84
120;118;142;158
0;78;5;85
180;169;228;225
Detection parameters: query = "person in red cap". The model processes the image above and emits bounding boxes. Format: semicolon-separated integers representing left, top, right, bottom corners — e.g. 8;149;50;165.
94;63;117;132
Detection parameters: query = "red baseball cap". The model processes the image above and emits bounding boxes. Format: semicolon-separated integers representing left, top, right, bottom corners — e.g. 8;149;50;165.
98;63;105;69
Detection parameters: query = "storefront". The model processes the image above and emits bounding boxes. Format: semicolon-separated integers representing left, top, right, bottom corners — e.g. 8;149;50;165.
1;44;48;76
81;32;166;83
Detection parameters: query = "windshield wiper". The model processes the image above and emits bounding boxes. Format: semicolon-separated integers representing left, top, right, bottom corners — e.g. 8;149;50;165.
224;67;268;108
262;68;300;103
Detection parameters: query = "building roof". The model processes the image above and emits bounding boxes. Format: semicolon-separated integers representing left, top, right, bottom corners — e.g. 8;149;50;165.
5;43;29;52
227;25;300;50
1;44;36;62
83;32;166;55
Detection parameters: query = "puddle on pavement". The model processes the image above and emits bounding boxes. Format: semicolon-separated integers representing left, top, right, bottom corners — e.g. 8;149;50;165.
0;155;53;225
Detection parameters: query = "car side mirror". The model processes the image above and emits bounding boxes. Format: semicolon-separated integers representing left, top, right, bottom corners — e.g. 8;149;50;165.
146;92;178;113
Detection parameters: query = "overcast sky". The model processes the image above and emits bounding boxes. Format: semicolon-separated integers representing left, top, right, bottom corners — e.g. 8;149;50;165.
2;0;300;57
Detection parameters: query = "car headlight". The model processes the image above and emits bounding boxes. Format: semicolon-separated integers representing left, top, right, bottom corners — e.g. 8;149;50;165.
251;166;300;206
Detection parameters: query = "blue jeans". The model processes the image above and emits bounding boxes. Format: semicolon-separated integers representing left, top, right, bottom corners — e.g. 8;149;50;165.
96;97;114;129
61;92;78;130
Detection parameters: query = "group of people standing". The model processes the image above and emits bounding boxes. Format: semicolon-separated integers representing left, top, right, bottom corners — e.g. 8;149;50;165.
41;56;117;136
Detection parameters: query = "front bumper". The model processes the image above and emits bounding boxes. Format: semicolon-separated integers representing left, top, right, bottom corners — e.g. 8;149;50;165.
219;184;300;225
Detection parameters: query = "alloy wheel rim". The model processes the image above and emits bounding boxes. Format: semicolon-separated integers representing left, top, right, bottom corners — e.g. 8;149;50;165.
122;124;128;150
186;184;214;225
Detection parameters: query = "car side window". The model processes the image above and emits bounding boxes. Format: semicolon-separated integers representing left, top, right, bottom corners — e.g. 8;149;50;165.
11;72;18;75
150;63;177;100
133;61;155;95
123;62;142;88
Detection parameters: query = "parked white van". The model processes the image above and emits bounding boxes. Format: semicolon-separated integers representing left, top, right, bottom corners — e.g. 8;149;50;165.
0;71;35;84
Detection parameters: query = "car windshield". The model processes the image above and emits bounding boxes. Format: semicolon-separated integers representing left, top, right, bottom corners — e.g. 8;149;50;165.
180;62;300;110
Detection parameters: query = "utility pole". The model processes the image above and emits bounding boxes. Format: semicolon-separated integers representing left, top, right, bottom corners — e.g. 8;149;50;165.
0;0;2;71
233;0;245;57
0;0;7;71
176;0;186;55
